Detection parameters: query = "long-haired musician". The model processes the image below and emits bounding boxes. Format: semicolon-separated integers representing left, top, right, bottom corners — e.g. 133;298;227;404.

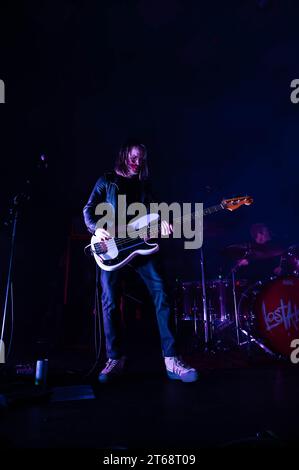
83;140;198;383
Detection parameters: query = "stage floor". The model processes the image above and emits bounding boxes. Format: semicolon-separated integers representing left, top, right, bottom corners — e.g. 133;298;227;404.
0;350;298;449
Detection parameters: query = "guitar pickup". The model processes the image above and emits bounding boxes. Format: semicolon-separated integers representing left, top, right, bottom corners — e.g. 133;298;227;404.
94;242;108;255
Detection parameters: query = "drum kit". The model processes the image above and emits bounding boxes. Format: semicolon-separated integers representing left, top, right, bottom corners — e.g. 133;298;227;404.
174;244;299;357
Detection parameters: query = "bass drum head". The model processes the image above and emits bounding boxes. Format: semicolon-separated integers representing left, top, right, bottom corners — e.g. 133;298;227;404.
241;276;299;356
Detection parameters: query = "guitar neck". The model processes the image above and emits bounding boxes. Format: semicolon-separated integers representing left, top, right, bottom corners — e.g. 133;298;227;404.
138;203;225;238
186;203;225;221
203;203;225;216
173;203;226;224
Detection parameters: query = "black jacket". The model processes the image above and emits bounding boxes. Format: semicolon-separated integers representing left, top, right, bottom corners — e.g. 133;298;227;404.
83;171;153;234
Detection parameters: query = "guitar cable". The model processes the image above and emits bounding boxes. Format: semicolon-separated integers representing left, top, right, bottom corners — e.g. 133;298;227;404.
84;243;93;256
84;265;104;378
83;242;105;377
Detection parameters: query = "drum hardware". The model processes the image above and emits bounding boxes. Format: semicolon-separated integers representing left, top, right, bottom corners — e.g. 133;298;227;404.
200;247;213;351
174;274;245;352
223;243;251;261
192;303;200;337
208;278;231;323
220;240;290;355
230;268;278;355
175;254;299;357
174;274;244;349
237;328;276;357
208;272;249;351
222;267;254;353
173;280;182;332
223;243;286;262
175;241;299;356
285;245;299;276
173;248;215;350
231;268;241;346
173;281;202;342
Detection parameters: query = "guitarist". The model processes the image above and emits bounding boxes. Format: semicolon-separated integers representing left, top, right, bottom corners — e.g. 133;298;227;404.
83;140;198;383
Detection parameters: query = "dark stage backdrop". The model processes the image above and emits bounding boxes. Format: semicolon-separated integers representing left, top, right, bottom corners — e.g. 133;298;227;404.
0;0;299;354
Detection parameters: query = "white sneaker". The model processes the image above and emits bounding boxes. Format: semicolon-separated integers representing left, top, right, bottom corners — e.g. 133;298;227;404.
164;356;198;382
98;356;126;383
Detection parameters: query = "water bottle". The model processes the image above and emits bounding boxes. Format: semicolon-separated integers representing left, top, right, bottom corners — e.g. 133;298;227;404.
35;359;48;387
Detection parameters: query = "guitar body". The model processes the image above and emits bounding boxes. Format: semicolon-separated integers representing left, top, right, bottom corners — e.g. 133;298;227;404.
90;196;253;272
91;213;159;272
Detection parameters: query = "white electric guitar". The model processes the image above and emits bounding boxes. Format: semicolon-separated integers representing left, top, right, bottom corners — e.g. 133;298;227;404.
90;196;253;271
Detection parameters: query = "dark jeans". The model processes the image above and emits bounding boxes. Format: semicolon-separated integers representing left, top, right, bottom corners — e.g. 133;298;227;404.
100;256;176;359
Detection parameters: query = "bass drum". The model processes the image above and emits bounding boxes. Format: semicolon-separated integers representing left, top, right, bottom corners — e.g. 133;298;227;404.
238;276;299;356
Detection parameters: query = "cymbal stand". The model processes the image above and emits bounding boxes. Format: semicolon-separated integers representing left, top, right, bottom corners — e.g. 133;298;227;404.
231;268;253;353
231;268;241;346
200;247;212;351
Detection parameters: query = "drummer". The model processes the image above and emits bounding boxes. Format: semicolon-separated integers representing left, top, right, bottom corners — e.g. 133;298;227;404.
236;223;286;279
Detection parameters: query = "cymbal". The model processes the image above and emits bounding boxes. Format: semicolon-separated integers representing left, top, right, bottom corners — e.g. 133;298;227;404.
223;243;286;260
222;244;250;260
250;244;286;260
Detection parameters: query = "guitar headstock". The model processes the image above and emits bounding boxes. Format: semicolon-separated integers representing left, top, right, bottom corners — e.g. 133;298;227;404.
222;196;253;212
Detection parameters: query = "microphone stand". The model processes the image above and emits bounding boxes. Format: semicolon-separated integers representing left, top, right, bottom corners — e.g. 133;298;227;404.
0;194;27;364
1;155;48;364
